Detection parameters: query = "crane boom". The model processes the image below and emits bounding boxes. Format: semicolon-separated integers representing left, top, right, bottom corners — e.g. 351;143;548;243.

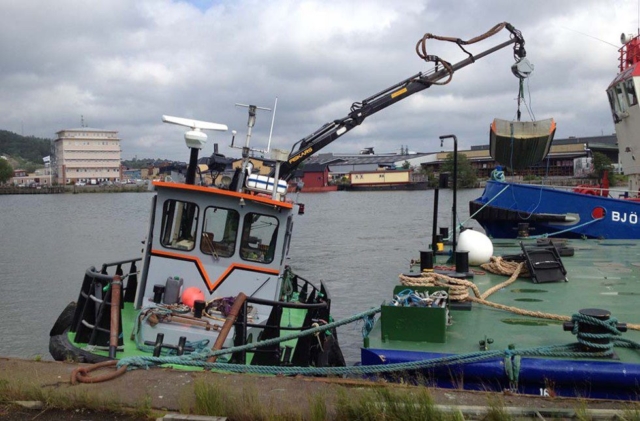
277;23;525;180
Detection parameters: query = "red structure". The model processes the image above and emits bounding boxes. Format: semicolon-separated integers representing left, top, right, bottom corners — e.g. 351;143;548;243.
288;163;337;192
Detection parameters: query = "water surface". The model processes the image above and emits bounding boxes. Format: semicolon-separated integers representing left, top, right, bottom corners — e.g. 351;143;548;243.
0;188;483;363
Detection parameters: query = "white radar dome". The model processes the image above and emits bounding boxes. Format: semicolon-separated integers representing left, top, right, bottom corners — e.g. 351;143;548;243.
457;229;493;266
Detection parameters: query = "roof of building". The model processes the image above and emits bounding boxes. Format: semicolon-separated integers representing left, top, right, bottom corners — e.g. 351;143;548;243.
305;152;432;167
300;162;330;172
469;134;617;151
56;128;118;133
305;135;616;165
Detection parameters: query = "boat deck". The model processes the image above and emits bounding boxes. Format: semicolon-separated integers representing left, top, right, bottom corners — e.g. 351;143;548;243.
369;239;640;356
363;239;640;398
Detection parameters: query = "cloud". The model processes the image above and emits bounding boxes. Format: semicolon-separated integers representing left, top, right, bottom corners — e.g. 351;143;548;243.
0;0;635;160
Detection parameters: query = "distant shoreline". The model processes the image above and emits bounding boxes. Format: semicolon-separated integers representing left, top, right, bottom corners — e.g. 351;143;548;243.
0;184;151;195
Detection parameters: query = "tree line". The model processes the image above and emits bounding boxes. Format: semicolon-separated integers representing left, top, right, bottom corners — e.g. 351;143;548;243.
0;130;51;163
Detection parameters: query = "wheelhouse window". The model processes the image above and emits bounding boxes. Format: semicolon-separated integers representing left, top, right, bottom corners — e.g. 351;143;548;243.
160;199;199;251
607;88;616;113
240;213;279;263
615;83;627;112
625;78;638;107
201;206;239;258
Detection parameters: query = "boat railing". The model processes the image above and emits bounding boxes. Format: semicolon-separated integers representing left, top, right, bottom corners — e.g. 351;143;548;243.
507;180;633;199
99;258;142;303
99;257;142;275
68;260;142;350
230;277;333;367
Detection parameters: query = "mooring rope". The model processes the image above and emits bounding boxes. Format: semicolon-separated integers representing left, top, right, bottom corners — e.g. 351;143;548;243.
529;216;605;239
72;252;640;383
459;184;511;230
118;305;382;371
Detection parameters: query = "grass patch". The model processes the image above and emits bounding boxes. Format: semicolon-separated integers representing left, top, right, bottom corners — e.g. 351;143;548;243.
484;395;512;421
192;378;306;420
309;393;328;421
335;385;462;421
621;405;640;421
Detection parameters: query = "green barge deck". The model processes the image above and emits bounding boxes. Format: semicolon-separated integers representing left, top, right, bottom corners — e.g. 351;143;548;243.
362;239;640;400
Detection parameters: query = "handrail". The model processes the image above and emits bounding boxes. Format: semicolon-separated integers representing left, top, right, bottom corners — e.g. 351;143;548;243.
246;295;329;310
501;180;632;198
100;257;142;273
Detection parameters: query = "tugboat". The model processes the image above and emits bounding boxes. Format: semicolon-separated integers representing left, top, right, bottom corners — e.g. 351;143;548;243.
49;110;346;368
470;31;640;239
50;22;532;372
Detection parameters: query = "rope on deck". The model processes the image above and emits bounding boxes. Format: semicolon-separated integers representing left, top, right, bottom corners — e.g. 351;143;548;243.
400;257;640;330
117;305;382;371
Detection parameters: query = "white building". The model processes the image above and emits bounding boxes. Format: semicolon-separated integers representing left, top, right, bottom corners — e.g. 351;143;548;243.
52;128;121;184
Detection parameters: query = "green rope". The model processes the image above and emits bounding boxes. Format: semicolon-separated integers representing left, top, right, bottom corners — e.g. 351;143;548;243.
280;267;295;301
118;338;640;377
118;309;640;378
361;312;376;339
120;347;507;375
569;312;625;356
119;305;382;370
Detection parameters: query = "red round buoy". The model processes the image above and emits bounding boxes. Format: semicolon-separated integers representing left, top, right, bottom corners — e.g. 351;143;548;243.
182;287;205;307
591;207;606;219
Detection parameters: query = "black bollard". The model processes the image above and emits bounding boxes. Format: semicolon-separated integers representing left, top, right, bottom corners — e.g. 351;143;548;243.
420;250;434;272
563;308;627;353
455;251;469;274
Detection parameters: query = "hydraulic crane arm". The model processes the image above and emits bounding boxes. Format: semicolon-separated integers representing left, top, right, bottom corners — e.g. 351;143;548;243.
278;22;526;179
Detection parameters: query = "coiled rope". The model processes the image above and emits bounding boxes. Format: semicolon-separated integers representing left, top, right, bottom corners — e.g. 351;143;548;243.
399;258;640;330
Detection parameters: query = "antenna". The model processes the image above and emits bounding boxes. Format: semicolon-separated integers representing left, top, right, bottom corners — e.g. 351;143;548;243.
560;26;619;49
232;103;271;192
161;115;228;132
162;115;228;150
162;115;228;184
266;97;278;153
233;103;272;156
81;115;85;127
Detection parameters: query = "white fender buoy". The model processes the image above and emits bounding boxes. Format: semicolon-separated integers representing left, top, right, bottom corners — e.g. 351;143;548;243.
457;229;493;266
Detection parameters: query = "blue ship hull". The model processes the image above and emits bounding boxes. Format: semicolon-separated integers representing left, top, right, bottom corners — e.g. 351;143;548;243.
470;180;640;239
361;348;640;400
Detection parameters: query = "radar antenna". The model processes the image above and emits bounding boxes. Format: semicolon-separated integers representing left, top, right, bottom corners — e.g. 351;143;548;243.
162;115;228;185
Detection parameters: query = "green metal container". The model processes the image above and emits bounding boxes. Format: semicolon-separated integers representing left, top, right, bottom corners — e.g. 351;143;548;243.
380;285;449;343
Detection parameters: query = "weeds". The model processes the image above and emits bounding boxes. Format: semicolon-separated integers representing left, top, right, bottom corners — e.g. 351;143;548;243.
483;395;512;421
192;378;303;420
309;393;327;421
621;405;640;421
335;385;462;421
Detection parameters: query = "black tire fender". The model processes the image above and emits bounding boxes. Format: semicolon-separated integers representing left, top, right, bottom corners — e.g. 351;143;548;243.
49;301;76;337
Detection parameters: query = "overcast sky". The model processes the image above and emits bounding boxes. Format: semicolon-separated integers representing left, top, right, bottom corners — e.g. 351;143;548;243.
1;0;637;160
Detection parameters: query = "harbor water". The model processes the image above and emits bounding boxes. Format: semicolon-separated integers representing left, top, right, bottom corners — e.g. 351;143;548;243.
0;189;483;364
